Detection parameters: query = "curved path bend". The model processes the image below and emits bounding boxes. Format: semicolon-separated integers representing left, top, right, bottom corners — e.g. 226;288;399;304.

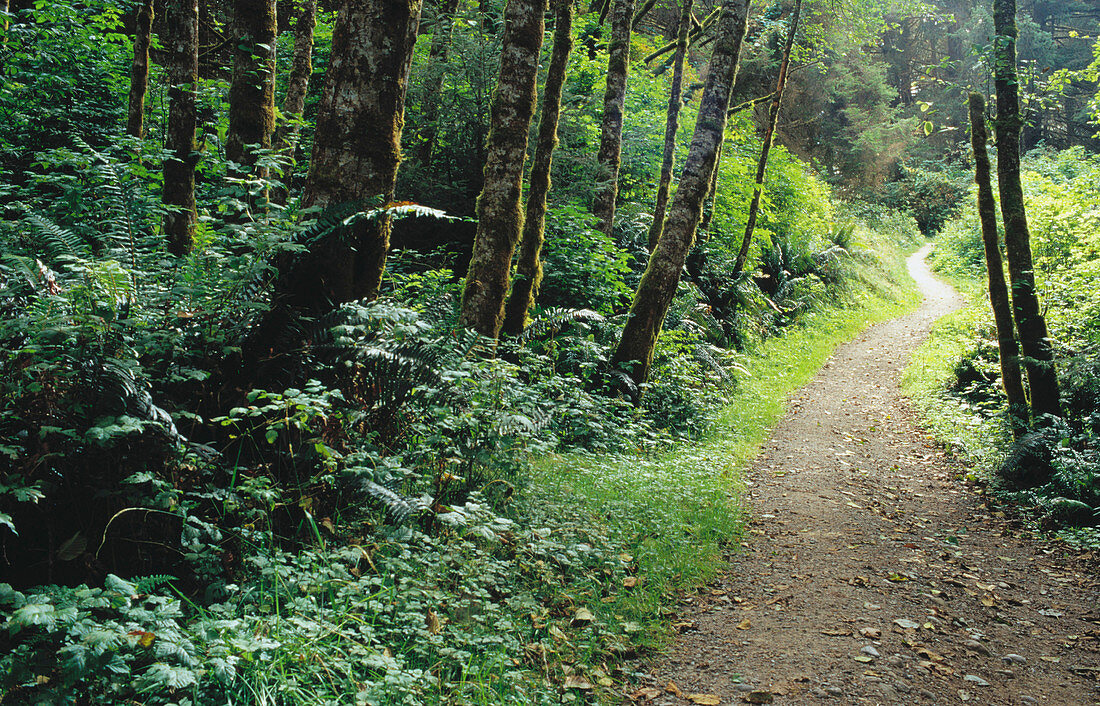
646;247;1100;705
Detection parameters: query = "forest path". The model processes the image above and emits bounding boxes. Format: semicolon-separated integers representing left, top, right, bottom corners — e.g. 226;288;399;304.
643;246;1100;705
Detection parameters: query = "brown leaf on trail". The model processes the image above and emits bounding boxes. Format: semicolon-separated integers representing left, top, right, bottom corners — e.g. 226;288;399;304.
736;618;752;630
820;628;851;636
564;675;594;690
860;627;881;638
630;687;662;701
571;608;595;626
623;576;640;588
850;575;870;587
981;594;996;607
674;620;697;632
688;694;722;705
666;681;684;697
743;691;774;704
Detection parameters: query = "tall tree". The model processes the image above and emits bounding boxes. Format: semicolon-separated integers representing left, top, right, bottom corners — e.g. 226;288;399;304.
273;0;316;154
647;0;693;251
416;0;463;168
272;0;316;204
126;0;154;138
731;0;801;278
163;0;199;256
993;0;1062;420
225;0;278;173
612;0;752;386
459;0;548;338
590;0;636;236
969;92;1028;438
502;0;574;335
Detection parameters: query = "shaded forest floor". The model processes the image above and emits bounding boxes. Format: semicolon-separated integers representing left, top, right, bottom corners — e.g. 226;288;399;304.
641;247;1100;705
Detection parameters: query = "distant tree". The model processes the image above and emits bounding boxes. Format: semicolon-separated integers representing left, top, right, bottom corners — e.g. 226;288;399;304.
612;0;752;386
415;0;463;169
460;0;548;338
225;0;277;174
126;0;154;138
591;0;635;236
993;0;1062;421
272;0;316;204
968;92;1028;438
647;0;693;252
163;0;199;256
502;0;574;335
732;0;801;278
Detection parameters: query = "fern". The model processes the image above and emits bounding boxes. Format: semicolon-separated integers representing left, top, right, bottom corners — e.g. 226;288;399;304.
23;213;90;263
133;574;178;594
355;479;419;524
516;308;604;343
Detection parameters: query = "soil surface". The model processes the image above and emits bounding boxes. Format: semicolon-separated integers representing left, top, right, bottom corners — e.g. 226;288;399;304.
642;247;1100;705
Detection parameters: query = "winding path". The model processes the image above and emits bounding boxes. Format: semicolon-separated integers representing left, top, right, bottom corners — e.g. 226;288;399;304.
646;247;1100;705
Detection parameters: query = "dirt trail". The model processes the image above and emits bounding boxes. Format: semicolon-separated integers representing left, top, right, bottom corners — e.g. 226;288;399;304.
644;246;1100;705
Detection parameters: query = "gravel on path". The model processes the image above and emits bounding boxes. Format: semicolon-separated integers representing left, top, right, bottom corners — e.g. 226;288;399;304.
642;246;1100;705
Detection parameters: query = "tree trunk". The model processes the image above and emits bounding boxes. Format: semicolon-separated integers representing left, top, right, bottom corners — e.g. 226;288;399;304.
612;0;752;386
647;0;693;252
416;0;462;169
126;0;154;138
225;0;277;173
992;0;1062;420
591;0;635;237
163;0;199;256
731;0;801;278
271;0;316;205
969;92;1028;438
459;0;547;339
502;0;573;335
273;0;315;154
698;138;722;235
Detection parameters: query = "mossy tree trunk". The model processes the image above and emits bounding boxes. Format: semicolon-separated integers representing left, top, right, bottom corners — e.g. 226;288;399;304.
126;0;154;138
163;0;199;256
612;0;752;387
225;0;277;174
416;0;463;169
969;93;1028;438
992;0;1062;421
731;0;801;277
591;0;635;237
501;0;573;335
647;0;693;252
271;0;316;204
274;0;316;151
459;0;547;339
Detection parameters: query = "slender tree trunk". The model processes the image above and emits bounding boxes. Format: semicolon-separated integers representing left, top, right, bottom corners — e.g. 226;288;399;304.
591;0;635;236
127;0;154;138
271;0;316;205
969;93;1028;438
502;0;573;335
163;0;199;256
731;0;801;278
612;0;752;387
992;0;1062;420
416;0;462;169
459;0;548;339
647;0;693;252
273;0;316;154
225;0;277;173
698;138;722;235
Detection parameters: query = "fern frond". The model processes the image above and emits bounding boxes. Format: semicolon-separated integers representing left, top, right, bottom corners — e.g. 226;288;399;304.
516;308;605;343
23;213;90;263
355;479;418;524
133;574;178;594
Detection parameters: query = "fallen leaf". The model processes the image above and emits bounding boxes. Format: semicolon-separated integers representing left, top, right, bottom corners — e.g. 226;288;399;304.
887;573;910;582
666;681;684;697
743;691;774;704
630;687;662;701
127;630;155;648
981;594;996;607
687;694;722;705
425;609;442;635
571;608;594;626
820;628;850;636
859;627;881;638
736;618;752;630
564;675;593;690
623;576;640;588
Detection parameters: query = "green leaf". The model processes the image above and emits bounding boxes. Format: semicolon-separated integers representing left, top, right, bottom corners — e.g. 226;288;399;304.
265;428;278;444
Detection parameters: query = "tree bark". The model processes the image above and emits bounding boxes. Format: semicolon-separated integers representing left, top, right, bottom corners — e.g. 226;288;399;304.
969;92;1028;438
647;0;693;252
992;0;1062;420
591;0;635;237
612;0;752;386
273;0;316;155
502;0;573;335
126;0;154;139
698;138;722;235
163;0;199;256
416;0;462;169
271;0;316;205
459;0;547;339
225;0;277;173
731;0;801;278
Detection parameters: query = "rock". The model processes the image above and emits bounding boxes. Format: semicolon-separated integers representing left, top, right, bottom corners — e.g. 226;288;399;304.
877;684;901;701
918;689;936;700
963;639;991;656
963;675;990;687
1003;653;1026;664
1019;696;1038;705
733;683;757;692
893;681;911;694
810;688;827;698
743;691;773;704
862;645;882;658
824;686;843;696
